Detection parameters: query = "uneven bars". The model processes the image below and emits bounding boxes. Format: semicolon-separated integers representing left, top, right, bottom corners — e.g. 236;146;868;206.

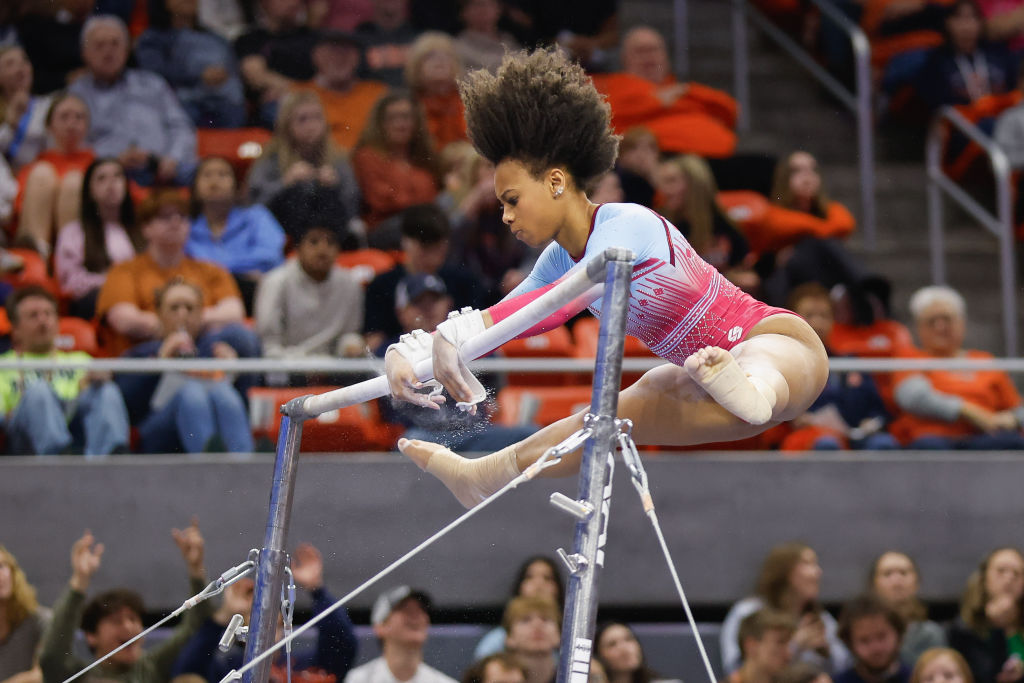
298;247;631;417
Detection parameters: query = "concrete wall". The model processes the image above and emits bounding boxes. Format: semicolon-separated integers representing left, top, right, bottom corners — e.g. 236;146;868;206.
4;452;1024;613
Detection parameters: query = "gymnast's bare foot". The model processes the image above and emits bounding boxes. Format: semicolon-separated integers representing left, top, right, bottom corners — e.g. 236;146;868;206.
683;346;776;425
398;438;521;509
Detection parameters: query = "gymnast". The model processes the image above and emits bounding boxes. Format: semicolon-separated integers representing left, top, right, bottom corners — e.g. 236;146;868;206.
384;48;829;509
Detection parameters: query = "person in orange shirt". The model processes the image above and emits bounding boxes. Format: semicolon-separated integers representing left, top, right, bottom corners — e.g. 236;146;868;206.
352;92;439;248
293;31;387;152
16;93;95;257
890;285;1024;449
405;31;467;150
590;25;738;158
95;189;260;360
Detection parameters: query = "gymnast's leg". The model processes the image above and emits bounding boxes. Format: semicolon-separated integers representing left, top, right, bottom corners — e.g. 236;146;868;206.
400;315;828;508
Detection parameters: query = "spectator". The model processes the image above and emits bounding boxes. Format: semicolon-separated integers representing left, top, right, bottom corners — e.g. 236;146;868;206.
590;26;738;158
916;0;1017;119
0;544;48;683
70;15;198;187
908;648;973;683
293;31;388;151
0;285;129;455
614;126;658;208
721;542;851;676
115;277;254;454
0;45;54;172
0;156;16;236
869;552;946;667
11;0;90;96
315;0;375;31
188;156;286;315
454;0;520;74
354;0;419;87
254;204;366;377
474;557;564;660
779;283;898;451
135;0;247;129
589;171;624;204
502;0;618;71
39;523;213;683
172;542;358;682
653;154;756;291
777;663;834;683
55;157;142;320
594;621;682;683
234;0;317;127
835;594;910;683
16;93;94;258
948;547;1024;683
96;189;258;359
444;149;533;306
726;609;797;683
889;285;1024;449
406;32;467;149
197;0;254;42
345;585;457;683
247;91;361;242
352;92;439;246
376;272;536;451
462;653;528;683
502;596;560;683
363;204;478;352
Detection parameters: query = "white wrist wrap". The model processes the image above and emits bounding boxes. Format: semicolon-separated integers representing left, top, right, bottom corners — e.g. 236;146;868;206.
436;307;486;350
386;329;433;366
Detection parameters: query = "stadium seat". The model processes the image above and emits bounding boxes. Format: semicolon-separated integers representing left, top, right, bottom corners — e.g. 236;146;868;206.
248;386;401;452
499;325;581;386
3;248;59;297
572;316;654;386
717;190;770;235
196;127;273;177
55;317;100;356
493;385;593;427
335;249;397;285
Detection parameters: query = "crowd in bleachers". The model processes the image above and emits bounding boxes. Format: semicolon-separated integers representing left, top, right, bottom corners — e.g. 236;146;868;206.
0;0;1019;455
7;533;1024;683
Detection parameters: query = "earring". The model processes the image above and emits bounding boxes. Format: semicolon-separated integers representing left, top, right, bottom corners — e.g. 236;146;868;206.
553;187;564;198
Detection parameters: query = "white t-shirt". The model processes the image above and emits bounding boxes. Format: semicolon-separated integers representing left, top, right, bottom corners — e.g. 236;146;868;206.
344;657;458;683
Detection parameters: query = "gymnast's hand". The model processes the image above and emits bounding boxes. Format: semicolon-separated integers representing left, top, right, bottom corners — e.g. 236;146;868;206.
432;335;478;412
385;347;446;410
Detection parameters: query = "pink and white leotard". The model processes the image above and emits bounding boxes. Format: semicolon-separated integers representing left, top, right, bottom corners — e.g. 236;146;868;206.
488;202;791;367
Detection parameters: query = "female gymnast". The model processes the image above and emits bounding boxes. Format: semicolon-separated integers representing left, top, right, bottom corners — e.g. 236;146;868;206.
384;48;829;508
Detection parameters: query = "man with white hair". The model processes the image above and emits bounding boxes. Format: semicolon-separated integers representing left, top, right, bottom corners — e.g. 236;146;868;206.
589;25;738;158
889;285;1024;449
69;15;197;186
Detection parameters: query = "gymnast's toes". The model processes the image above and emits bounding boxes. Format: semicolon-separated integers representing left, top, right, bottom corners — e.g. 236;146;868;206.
397;438;442;471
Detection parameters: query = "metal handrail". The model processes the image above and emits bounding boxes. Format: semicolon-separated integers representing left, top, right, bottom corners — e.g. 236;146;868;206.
728;0;876;248
5;356;1024;373
925;106;1017;355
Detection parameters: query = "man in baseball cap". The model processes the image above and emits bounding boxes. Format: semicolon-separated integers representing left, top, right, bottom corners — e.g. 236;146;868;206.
346;586;456;683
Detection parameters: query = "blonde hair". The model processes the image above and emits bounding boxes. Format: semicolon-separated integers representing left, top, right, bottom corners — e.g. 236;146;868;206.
404;31;462;92
660;154;720;255
501;595;561;632
770;150;830;217
264;91;342;177
0;545;39;630
910;648;974;683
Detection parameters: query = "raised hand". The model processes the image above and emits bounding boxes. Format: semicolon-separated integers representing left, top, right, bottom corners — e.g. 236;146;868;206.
69;530;104;593
291;543;324;591
171;516;205;579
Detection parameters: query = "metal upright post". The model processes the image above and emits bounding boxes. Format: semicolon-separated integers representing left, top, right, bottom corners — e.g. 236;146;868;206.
556;251;633;683
242;400;308;683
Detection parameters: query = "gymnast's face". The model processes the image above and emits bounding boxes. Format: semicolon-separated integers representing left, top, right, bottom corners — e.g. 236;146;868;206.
495;160;565;249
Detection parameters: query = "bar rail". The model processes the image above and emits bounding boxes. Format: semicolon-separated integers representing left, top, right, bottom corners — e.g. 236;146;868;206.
729;0;876;247
926;106;1018;355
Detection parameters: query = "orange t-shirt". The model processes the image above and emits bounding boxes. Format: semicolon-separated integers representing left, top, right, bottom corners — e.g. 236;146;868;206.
351;146;438;228
888;348;1023;445
15;148;95;214
744;201;856;254
96;253;241;355
591;72;738;158
292;80;388;151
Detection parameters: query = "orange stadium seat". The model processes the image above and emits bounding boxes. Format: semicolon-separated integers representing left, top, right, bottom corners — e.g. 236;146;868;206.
3;248;59;298
717;190;770;237
55;317;100;356
196;127;273;177
335;249;397;285
572;316;655;387
248;386;401;452
499;325;580;386
493;385;593;428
